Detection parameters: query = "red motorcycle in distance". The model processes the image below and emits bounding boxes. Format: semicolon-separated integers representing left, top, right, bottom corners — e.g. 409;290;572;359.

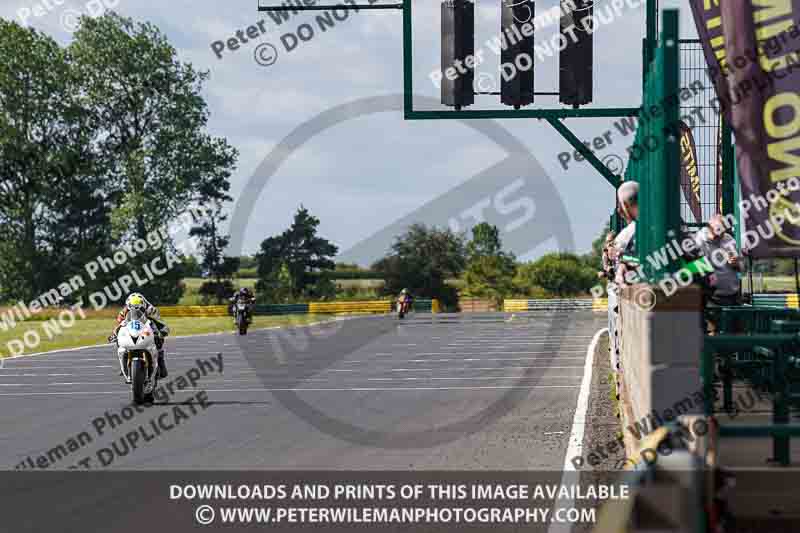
396;296;411;319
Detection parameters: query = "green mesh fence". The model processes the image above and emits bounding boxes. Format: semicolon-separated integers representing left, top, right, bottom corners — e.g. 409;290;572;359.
623;10;682;281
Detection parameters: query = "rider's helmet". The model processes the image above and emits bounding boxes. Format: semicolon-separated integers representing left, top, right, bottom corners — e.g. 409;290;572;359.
126;293;145;310
239;288;248;296
401;288;408;294
125;293;146;321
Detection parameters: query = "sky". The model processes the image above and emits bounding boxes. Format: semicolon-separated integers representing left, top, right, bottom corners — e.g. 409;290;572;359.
1;0;701;266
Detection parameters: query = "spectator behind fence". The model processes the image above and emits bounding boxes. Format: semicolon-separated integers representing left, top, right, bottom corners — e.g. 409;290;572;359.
607;181;639;377
602;231;618;374
599;231;616;281
611;181;639;287
694;213;744;309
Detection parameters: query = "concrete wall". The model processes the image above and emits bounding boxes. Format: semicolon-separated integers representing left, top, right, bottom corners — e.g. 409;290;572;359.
616;284;705;455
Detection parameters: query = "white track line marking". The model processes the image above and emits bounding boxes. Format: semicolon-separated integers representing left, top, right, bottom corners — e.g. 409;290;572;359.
0;318;344;360
388;365;584;372
548;327;606;533
4;374;583;387
366;376;582;381
215;385;579;392
0;365;115;370
0;373;105;377
446;339;592;348
398;351;587;356
411;358;584;363
562;328;605;468
0;385;581;396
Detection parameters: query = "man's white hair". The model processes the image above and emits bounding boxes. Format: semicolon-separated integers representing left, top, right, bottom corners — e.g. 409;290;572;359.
617;181;639;205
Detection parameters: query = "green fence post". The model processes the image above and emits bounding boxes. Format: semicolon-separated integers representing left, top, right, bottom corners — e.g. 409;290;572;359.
773;348;791;465
722;120;735;217
631;9;681;281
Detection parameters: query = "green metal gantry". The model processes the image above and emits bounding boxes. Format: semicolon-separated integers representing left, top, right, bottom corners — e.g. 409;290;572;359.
258;0;734;229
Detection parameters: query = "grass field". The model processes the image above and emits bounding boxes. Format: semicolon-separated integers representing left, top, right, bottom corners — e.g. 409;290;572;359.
753;275;800;293
179;277;386;304
183;277;258;291
0;314;328;358
180;277;258;305
334;279;384;289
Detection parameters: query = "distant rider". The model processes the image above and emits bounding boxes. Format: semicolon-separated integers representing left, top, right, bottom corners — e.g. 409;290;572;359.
230;287;256;324
397;288;412;311
109;293;169;381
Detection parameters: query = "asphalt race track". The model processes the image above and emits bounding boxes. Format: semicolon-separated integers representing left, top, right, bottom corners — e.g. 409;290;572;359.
0;311;605;471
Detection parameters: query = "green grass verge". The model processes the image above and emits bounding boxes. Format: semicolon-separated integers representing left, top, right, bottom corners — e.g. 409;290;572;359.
0;314;329;358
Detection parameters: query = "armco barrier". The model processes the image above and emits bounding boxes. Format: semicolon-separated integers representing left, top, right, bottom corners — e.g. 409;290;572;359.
412;299;434;312
458;298;498;313
160;299;441;318
503;299;595;312
752;293;799;309
254;303;310;315
308;301;391;314
160;305;228;318
308;299;439;314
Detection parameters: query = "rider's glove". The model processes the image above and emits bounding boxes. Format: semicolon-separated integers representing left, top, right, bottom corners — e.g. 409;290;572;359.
108;334;117;344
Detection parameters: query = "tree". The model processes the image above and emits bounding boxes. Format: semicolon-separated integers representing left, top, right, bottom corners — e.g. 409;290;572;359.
256;262;293;303
182;255;202;278
198;279;235;304
466;222;503;258
189;202;240;303
517;252;596;297
0;14;238;306
239;255;257;270
68;12;237;303
69;13;237;240
255;206;339;300
462;223;516;306
0;20;104;302
373;224;466;308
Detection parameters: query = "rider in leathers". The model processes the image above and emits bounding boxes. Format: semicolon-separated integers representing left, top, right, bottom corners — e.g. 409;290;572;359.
109;293;169;382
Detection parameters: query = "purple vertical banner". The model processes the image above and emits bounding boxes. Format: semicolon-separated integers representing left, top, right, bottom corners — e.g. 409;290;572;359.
719;2;800;257
716;117;723;215
679;121;703;224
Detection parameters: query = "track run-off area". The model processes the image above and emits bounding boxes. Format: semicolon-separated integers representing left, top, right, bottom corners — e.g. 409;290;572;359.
0;311;606;470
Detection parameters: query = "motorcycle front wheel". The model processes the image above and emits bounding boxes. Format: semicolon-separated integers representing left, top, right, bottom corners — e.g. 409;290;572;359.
131;358;146;405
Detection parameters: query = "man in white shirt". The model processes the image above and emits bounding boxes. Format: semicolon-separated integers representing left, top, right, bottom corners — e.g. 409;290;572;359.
608;181;639;374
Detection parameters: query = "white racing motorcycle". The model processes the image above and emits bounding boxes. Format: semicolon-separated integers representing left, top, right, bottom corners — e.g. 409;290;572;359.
113;307;161;405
